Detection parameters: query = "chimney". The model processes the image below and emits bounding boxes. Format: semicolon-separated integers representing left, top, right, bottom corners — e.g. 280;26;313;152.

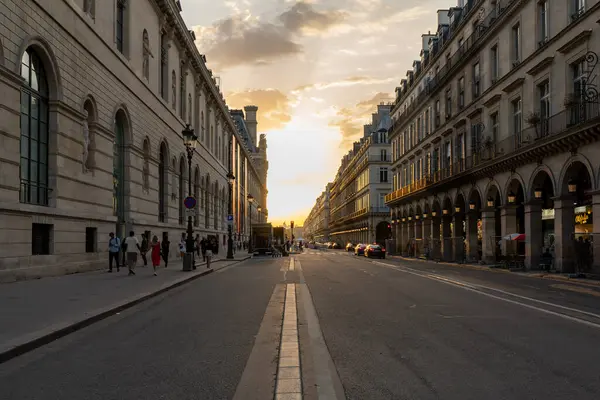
244;105;258;147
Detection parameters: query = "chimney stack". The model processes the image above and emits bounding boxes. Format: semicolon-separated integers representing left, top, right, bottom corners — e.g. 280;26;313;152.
244;105;258;147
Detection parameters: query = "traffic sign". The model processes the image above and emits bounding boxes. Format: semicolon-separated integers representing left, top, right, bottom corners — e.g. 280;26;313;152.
185;209;197;218
227;214;234;221
184;196;196;209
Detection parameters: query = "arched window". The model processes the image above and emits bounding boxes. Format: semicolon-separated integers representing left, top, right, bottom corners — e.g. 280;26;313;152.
200;111;205;142
20;49;49;206
171;70;176;110
210;125;214;153
180;65;186;120
205;174;210;228
113;111;127;220
142;30;150;81
188;93;192;125
158;142;168;222
160;33;168;100
213;181;218;229
116;0;127;54
179;157;185;225
82;99;96;172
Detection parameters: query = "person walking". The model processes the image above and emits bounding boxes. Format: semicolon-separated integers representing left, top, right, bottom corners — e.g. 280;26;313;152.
150;235;161;276
140;233;149;267
124;231;141;276
107;232;121;272
195;234;201;257
161;234;170;268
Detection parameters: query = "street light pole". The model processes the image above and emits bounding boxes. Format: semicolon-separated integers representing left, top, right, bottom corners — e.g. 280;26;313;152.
182;124;197;272
247;194;254;253
227;136;235;259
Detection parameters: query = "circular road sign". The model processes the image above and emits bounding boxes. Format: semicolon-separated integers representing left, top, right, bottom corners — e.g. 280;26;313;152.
184;196;196;209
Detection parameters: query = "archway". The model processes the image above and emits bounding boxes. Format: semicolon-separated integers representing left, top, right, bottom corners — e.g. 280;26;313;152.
484;183;502;262
375;220;391;246
560;161;593;272
531;169;555;265
467;188;483;261
505;178;526;259
453;192;467;262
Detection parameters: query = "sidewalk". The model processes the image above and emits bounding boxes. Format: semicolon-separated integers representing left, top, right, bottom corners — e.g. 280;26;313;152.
0;253;250;363
388;254;600;288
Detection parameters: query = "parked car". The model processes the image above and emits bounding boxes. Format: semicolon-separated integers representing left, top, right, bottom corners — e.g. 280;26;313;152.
332;242;341;249
346;243;355;252
354;243;367;256
365;244;386;259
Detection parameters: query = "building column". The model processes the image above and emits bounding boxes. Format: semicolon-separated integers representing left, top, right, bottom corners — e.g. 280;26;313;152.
592;193;600;272
442;215;452;261
500;205;518;256
466;211;479;262
554;197;575;273
481;209;496;264
524;202;542;270
431;217;441;260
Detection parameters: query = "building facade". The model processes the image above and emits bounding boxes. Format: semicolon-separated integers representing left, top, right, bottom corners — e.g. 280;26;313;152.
305;105;393;246
0;0;267;281
303;184;331;242
385;0;600;272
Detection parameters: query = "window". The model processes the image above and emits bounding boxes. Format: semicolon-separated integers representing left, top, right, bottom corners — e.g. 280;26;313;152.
188;93;192;125
444;141;451;170
456;133;464;164
85;227;97;253
538;1;548;46
512;98;522;140
458;77;465;109
473;62;480;98
201;111;205;142
425;108;430;135
571;0;586;21
116;0;126;54
471;123;483;155
20;49;50;206
416;117;422;141
83;0;95;18
511;23;521;65
490;112;499;144
113;112;127;220
445;89;452;117
432;148;439;173
142;30;150;81
158;143;167;222
180;65;186;120
380;149;387;161
160;34;168;100
32;223;52;255
490;45;499;82
179;158;185;225
379;167;388;183
435;100;441;127
171;70;176;110
572;59;586;101
538;80;550;121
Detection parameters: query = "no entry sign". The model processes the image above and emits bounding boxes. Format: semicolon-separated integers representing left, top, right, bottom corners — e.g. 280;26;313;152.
184;196;196;209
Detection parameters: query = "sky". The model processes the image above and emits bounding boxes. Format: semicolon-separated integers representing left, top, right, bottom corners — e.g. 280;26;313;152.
182;0;450;226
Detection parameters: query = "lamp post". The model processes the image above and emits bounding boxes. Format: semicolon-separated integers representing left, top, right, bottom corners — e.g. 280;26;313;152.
257;206;262;223
248;194;254;253
182;124;197;271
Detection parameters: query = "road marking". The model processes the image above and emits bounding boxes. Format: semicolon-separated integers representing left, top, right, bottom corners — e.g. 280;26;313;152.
233;284;286;400
295;259;346;399
550;284;600;297
290;258;296;271
371;261;600;329
275;284;303;399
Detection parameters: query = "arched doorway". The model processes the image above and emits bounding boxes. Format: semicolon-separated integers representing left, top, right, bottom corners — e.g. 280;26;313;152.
505;178;526;261
375;220;391;246
453;193;466;262
467;188;483;262
530;169;555;269
559;161;593;272
484;184;502;262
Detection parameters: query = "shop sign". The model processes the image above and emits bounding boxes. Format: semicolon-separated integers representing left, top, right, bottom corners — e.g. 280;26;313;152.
542;209;555;220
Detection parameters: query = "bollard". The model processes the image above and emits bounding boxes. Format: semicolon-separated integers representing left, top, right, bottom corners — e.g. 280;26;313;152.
206;253;211;269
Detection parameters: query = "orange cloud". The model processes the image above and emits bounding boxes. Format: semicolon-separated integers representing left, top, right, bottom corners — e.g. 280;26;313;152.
225;89;292;131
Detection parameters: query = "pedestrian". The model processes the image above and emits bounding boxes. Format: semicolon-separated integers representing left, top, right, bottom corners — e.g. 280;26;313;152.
201;237;207;261
107;232;121;272
195;234;201;257
161;234;170;267
140;233;149;267
124;231;142;275
179;233;186;258
150;235;161;276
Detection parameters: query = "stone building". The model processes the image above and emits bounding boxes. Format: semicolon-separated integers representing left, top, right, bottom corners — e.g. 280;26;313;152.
385;0;600;272
305;104;393;246
0;0;267;281
303;184;331;243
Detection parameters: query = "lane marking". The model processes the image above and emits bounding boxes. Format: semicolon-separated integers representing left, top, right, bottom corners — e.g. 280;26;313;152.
290;258;296;271
550;284;600;298
275;284;303;399
371;261;600;329
295;259;346;399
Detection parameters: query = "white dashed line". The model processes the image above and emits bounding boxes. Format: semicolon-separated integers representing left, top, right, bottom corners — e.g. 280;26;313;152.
275;284;303;399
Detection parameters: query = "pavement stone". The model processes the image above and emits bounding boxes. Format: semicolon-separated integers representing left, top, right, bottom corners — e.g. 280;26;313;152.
0;254;250;363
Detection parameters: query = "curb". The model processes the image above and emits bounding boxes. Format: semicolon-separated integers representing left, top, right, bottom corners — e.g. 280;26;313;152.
0;266;221;365
389;255;600;287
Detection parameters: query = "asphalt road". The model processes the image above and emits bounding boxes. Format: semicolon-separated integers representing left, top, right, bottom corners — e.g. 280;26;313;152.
0;257;285;400
299;249;600;400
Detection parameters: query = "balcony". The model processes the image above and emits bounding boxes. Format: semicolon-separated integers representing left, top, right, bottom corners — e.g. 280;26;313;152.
386;101;600;205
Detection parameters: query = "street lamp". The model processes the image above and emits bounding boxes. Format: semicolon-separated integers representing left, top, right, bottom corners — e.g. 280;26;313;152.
508;191;516;204
487;197;494;208
182;124;197;271
226;170;235;260
247;194;254;253
568;179;577;194
469;201;476;211
534;187;542;200
257;205;262;223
